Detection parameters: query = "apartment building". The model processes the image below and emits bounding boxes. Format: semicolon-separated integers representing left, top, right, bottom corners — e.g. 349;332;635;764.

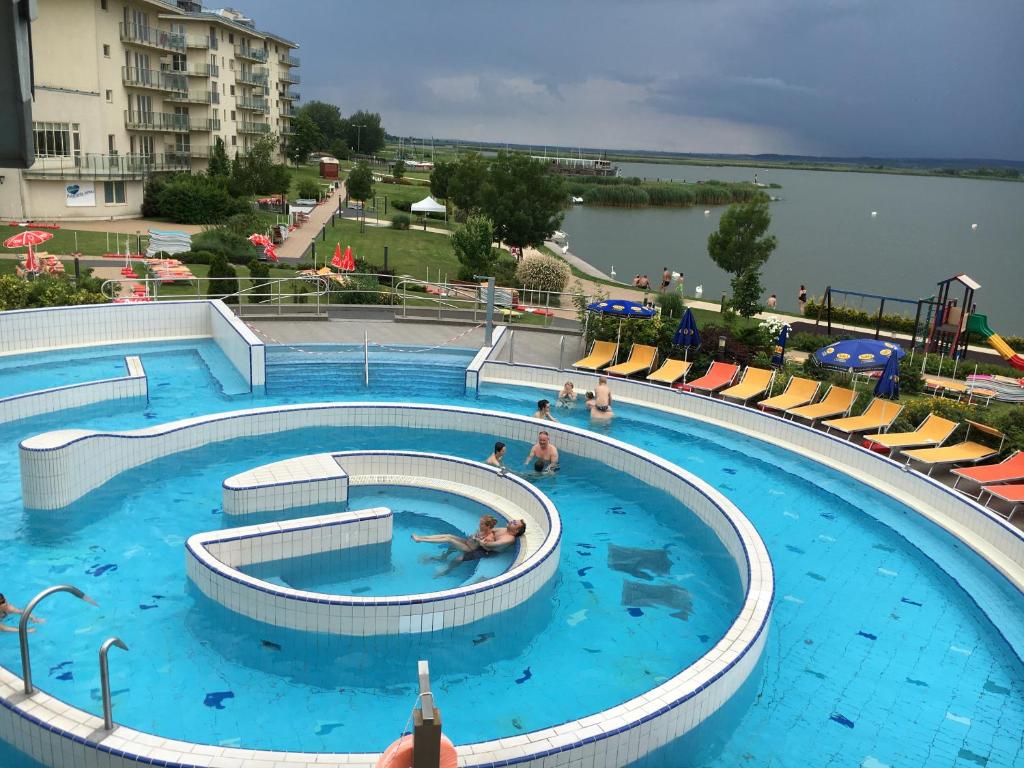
0;0;299;220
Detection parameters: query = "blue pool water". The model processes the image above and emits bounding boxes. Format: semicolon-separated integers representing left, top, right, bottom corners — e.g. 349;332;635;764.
0;341;1020;767
239;489;517;594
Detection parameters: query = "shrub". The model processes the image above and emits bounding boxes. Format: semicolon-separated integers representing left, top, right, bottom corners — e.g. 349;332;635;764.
247;259;272;304
890;397;979;439
515;254;571;294
0;275;108;310
191;229;258;265
328;273;397;305
658;292;684;319
296;179;321;200
391;212;411;230
995;408;1024;451
146;172;248;224
206;253;240;303
221;210;267;238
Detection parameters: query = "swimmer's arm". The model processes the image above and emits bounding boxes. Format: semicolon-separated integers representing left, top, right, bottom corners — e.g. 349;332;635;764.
523;447;536;465
550;445;560;463
0;625;31;633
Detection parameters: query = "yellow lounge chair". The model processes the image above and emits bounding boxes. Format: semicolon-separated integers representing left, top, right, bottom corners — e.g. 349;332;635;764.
822;398;903;439
647;359;692;385
573;340;618;371
720;367;775;404
758;377;820;412
862;413;958;454
606;344;658;378
904;422;1006;475
785;385;857;424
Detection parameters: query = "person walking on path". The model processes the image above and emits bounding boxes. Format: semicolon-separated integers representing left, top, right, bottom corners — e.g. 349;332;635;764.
661;267;672;292
798;285;808;315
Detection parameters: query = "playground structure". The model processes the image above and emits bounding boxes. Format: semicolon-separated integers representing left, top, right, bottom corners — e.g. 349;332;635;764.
815;285;938;348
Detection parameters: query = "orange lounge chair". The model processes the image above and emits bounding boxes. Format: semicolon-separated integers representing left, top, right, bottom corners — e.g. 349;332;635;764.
977;483;1024;521
952;451;1024;494
574;340;619;371
680;362;739;395
720;367;774;404
647;359;692;386
758;377;820;412
862;413;958;454
606;344;658;378
904;433;1004;476
785;385;857;424
822;398;903;439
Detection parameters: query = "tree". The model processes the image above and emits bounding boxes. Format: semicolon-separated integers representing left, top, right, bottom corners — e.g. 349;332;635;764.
448;152;489;214
391;159;406;180
230;135;290;196
481;151;566;247
248;259;272;304
298;101;345;144
707;201;778;317
208;137;230;177
450;215;498;280
430;160;454;200
343;110;386;154
346;161;373;202
329;139;351;161
287;113;324;164
206;253;240;303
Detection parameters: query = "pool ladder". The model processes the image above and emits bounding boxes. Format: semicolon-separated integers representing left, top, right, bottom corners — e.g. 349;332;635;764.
17;584;129;731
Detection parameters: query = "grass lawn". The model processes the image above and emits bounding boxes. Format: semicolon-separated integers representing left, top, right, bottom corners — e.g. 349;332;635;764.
0;225;127;257
318;218;459;280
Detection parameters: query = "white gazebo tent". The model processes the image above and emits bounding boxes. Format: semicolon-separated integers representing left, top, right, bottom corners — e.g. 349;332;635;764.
410;195;447;228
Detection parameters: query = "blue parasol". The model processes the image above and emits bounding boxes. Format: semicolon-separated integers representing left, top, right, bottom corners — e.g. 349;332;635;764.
874;350;901;399
813;339;905;371
770;324;790;368
673;308;702;361
586;299;656;318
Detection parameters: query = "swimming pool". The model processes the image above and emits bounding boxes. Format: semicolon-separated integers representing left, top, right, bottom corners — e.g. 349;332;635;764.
0;336;1021;767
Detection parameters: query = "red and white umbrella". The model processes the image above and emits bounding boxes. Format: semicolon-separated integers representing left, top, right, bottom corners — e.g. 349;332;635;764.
4;230;53;273
248;233;273;248
331;243;343;270
340;245;355;272
263;244;279;262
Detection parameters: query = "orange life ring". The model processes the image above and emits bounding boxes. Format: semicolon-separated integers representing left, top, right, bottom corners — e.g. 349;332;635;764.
375;734;458;768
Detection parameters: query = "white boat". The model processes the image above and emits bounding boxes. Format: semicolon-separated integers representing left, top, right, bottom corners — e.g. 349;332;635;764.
571;196;584;204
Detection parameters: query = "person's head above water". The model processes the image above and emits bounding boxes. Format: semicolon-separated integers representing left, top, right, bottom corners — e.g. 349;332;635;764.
508;520;527;537
537;399;550;411
493;441;506;456
537;431;550;446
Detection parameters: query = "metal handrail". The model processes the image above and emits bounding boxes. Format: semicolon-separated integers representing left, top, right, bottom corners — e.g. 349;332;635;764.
19;585;97;695
99;637;129;730
364;330;369;386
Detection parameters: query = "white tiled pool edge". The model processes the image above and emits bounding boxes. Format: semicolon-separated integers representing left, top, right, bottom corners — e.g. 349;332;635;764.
0;301;264;391
193;451;561;636
8;403;772;768
0;356;147;425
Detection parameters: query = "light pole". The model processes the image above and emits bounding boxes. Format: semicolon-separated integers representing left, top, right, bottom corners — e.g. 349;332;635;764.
353;124;366;155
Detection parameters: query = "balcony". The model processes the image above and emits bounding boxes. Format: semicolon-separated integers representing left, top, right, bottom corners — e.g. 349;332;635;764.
122;66;187;93
124;111;190;132
280;105;296;117
185;35;209;49
167;90;220;105
237;97;269;113
280;70;300;84
236;68;269;87
280;90;299;101
234;45;268;63
166;147;211;160
120;22;185;53
279;53;300;67
280;126;295;136
190;118;221;132
23;153;190;180
185;63;219;77
238;121;271;135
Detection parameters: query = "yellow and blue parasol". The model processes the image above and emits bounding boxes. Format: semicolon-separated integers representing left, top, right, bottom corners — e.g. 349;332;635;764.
813;339;905;371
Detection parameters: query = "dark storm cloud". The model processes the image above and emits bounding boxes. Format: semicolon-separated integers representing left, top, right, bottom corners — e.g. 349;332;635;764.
235;0;1024;159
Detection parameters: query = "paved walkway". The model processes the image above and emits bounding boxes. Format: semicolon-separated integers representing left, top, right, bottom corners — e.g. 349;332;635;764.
277;182;346;260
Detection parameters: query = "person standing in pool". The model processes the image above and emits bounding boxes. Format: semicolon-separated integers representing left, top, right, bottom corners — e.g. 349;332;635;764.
486;441;507;468
524;431;559;472
533;399;557;422
594;376;613;414
0;593;46;633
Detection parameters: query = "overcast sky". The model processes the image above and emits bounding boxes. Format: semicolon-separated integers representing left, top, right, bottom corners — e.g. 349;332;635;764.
234;0;1023;160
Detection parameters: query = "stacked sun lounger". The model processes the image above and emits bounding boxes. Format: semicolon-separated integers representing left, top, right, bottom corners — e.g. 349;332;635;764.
146;229;192;257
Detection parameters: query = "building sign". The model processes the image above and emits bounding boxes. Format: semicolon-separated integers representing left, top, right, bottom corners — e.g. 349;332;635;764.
65;182;96;207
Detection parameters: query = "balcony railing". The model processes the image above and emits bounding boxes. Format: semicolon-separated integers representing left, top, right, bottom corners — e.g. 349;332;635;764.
234;45;268;63
279;53;300;67
23;153;190;179
167;90;220;104
280;90;299;101
280;106;296;117
236;68;269;87
166;147;211;160
124;111;190;132
186;35;209;49
237;97;269;113
280;126;295;136
238;121;271;135
190;118;221;132
119;22;185;52
280;70;300;84
122;66;187;93
185;63;219;77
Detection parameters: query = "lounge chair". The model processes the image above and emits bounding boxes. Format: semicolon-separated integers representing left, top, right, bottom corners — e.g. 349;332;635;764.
647;359;692;386
925;378;997;406
680;362;739;395
606;344;658;378
951;451;1024;494
785;385;857;424
904;425;1004;475
862;413;958;454
977;483;1024;521
573;340;618;371
822;398;903;439
720;367;775;404
758;377;820;412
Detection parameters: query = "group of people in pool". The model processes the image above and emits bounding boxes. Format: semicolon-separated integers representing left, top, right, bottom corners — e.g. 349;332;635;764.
533;377;614;422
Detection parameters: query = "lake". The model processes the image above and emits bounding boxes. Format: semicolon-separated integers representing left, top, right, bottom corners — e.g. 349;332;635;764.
561;162;1024;334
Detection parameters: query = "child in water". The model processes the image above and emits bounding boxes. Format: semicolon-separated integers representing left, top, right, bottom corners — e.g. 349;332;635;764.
557;381;577;407
470;515;498;547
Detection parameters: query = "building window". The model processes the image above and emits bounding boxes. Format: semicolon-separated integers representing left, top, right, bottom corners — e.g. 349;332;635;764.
103;181;126;205
228;33;234;44
230;110;235;121
32;122;81;158
171;53;186;72
108;134;116;154
231;135;236;146
100;0;107;9
102;44;110;57
105;90;113;102
229;85;234;96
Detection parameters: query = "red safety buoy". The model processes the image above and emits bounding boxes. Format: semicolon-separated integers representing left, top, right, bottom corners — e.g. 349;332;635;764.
375;734;458;768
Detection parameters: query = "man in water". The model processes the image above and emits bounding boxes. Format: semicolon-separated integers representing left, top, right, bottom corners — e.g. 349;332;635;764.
415;520;528;577
532;399;557;422
524;431;559;473
486;441;507;469
594;376;613;415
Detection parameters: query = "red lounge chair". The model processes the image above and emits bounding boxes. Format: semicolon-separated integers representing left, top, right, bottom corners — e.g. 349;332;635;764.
952;451;1024;495
679;362;739;394
978;483;1024;521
